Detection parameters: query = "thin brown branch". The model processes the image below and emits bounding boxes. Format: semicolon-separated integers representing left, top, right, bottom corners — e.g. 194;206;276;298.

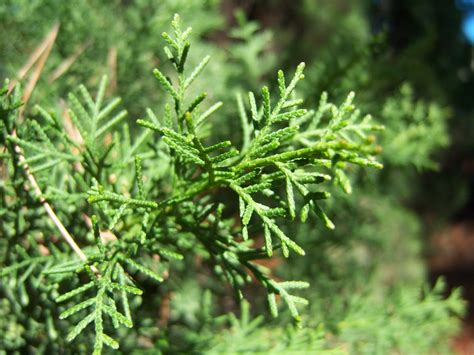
19;23;60;118
107;47;118;95
14;143;89;262
48;40;92;83
12;138;98;273
8;23;60;95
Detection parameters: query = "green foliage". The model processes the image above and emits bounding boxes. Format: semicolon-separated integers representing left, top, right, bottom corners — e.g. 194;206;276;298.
380;84;450;170
0;15;385;352
0;3;465;354
187;280;463;354
334;278;464;354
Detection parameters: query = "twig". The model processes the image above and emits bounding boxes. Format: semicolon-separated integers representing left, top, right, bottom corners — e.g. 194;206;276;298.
48;40;92;83
8;23;60;95
19;23;60;118
107;47;118;95
14;144;89;262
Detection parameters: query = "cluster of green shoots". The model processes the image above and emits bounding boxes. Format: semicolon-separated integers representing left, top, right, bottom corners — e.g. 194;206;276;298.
0;15;383;353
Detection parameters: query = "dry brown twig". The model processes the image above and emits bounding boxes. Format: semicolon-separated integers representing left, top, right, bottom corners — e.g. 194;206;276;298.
107;47;118;95
7;23;60;95
48;40;93;83
19;24;59;118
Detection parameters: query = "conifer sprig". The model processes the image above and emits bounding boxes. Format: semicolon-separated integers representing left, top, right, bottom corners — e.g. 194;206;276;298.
1;15;384;354
131;14;382;322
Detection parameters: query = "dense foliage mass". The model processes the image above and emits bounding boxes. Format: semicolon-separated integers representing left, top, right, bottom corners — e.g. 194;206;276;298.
0;1;467;354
